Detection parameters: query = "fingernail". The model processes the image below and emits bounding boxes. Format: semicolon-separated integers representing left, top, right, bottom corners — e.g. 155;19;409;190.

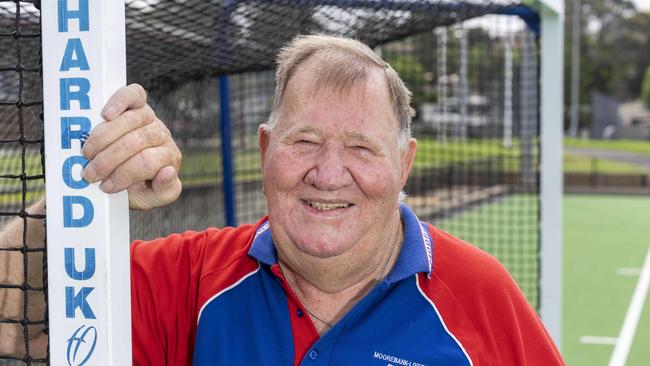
102;106;117;120
100;179;115;193
83;165;97;182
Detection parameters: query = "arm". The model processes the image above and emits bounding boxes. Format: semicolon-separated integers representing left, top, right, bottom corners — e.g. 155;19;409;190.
0;199;47;358
0;83;182;359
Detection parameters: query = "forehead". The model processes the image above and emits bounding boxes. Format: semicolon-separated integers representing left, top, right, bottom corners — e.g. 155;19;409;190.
278;60;397;135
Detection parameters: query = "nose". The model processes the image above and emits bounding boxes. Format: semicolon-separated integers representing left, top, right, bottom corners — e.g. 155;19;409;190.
304;144;352;191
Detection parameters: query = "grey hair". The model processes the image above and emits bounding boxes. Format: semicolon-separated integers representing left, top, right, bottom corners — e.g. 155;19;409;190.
267;34;415;149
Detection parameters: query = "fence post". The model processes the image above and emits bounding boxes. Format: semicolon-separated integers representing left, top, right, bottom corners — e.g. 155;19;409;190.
219;75;236;226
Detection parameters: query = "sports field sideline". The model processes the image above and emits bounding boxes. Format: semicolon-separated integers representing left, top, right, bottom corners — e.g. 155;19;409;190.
431;192;650;364
564;194;650;366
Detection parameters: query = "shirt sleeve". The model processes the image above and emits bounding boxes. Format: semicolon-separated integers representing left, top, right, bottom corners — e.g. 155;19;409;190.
129;230;209;366
427;226;565;365
465;259;564;365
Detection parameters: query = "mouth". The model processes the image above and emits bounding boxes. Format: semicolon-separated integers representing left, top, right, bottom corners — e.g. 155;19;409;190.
303;200;353;212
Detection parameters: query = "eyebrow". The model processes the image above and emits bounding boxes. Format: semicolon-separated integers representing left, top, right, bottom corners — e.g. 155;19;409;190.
284;125;385;150
344;130;382;147
289;126;321;135
280;125;322;142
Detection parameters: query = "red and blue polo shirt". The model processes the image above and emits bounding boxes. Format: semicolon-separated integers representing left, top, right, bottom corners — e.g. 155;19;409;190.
130;204;564;365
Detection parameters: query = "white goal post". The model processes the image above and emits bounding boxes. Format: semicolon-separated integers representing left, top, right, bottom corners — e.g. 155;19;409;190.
524;0;565;350
42;1;131;365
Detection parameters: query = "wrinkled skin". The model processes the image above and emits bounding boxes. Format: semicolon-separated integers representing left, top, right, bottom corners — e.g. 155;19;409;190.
82;83;182;210
259;61;417;293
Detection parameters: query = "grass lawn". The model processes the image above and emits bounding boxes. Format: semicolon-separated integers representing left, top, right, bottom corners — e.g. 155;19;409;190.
563;195;650;366
565;138;650;156
414;137;526;169
564;153;646;174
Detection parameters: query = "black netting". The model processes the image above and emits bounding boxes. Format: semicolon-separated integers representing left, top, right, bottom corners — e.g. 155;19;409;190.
396;18;540;305
123;0;527;91
212;14;541;304
0;0;47;365
0;1;540;364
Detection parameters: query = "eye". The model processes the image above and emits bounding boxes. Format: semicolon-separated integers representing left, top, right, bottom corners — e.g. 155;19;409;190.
349;145;379;158
293;139;320;150
296;139;317;145
350;144;374;154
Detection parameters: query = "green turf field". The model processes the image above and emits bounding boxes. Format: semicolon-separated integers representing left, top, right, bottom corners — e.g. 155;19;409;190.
564;195;650;366
431;193;650;364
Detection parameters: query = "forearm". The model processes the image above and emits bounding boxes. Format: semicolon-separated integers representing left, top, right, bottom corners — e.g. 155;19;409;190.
0;198;47;358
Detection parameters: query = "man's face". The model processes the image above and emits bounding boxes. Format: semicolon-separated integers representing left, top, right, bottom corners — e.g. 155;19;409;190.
259;63;416;260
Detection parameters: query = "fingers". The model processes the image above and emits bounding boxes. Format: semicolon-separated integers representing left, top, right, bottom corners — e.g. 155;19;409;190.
82;104;156;160
127;166;182;210
85;83;183;210
96;143;181;194
101;83;148;121
83;119;172;183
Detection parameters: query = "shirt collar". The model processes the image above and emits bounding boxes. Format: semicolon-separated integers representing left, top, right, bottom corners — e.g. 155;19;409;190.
247;203;434;281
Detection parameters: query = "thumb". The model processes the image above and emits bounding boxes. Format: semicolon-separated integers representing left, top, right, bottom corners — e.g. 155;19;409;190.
129;166;182;210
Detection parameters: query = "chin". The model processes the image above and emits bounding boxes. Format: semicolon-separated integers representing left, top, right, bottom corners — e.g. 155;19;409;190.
294;235;354;259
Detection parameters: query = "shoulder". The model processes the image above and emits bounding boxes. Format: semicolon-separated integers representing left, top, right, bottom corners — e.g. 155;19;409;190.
419;223;523;334
427;224;512;289
129;223;262;365
423;223;527;315
130;222;260;276
419;224;564;365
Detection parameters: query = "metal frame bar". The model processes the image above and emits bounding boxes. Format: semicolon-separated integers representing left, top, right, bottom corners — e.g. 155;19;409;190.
538;0;564;349
219;75;236;227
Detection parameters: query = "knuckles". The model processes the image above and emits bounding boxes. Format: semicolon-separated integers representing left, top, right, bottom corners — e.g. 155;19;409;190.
121;105;155;127
88;155;111;180
169;141;182;170
111;147;169;190
135;148;161;176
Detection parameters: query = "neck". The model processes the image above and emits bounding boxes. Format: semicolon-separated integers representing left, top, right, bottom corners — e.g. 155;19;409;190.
277;214;403;334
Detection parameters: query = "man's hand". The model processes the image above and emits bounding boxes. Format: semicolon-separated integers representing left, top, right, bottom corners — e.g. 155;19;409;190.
82;84;182;210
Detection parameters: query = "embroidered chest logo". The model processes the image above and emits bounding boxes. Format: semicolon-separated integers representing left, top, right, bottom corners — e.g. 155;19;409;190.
373;351;426;366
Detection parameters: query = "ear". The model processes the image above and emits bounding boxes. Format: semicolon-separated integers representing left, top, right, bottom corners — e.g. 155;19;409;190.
400;138;417;187
258;123;271;169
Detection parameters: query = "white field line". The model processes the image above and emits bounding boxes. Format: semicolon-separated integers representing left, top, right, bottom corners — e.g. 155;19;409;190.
617;267;642;276
580;336;618;345
609;247;650;366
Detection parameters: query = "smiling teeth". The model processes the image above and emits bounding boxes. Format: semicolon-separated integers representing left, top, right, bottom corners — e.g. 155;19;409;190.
307;201;350;211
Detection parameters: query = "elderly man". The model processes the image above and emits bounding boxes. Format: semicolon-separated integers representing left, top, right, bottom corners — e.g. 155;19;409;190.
0;35;564;365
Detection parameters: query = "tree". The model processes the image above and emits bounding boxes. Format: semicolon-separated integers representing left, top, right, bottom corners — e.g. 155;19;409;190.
563;0;650;129
386;54;435;108
642;66;650;109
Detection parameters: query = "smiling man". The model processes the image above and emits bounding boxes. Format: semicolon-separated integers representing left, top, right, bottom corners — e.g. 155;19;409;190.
130;35;564;365
258;42;416;335
0;35;565;365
